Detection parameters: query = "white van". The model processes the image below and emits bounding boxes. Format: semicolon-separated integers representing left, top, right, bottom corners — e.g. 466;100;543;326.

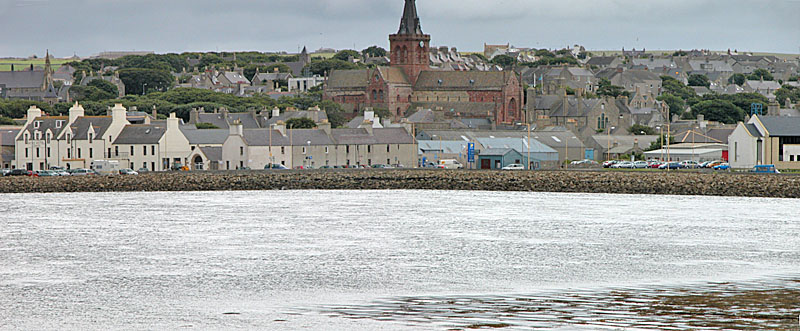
438;159;464;169
90;160;122;175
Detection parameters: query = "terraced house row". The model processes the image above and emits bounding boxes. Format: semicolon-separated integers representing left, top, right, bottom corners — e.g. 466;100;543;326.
13;103;417;171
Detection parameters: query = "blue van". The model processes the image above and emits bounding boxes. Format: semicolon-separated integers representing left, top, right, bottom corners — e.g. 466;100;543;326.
752;165;780;174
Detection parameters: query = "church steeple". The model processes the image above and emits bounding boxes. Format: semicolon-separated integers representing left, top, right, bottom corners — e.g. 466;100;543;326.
397;0;423;35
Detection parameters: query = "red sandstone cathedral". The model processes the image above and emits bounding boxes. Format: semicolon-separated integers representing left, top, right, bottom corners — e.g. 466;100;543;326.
323;0;524;125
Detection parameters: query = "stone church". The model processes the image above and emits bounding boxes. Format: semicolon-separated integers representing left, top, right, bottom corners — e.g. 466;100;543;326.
323;0;524;125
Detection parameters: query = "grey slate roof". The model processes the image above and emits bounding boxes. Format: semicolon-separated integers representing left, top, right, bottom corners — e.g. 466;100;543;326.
480;148;516;156
0;128;21;146
196;112;260;129
180;126;229;145
744;124;762;137
326;70;369;89
114;125;166;144
757;116;800;136
410;102;496;117
587;56;618;66
0;71;45;88
372;128;414;144
242;129;290;146
264;110;328;126
414;71;510;90
198;147;222;161
330;128;379;145
252;72;292;83
69;116;114;140
17;116;69;141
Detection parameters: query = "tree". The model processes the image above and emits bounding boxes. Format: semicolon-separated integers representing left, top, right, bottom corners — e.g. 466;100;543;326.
490;54;517;68
0;116;16;125
87;79;119;96
691;99;746;124
286;117;317;129
646;134;675;151
68;85;115;102
534;49;554;57
332;49;360;62
672;50;688;56
597;78;630;98
361;46;387;58
775;85;800;103
747;68;774;81
628;124;655;135
118;68;175;95
656;93;686;118
728;73;746;86
195;123;220;129
306;59;360;76
687;74;711;87
660;75;696;100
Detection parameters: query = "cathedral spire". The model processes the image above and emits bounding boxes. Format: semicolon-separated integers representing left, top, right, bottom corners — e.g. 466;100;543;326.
397;0;423;35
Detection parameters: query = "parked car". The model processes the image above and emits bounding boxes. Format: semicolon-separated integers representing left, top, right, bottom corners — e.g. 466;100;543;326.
7;169;33;176
713;163;730;171
612;161;634;169
265;164;289;170
633;161;649;169
438;159;463;169
36;170;58;177
705;160;724;169
752;164;779;174
603;160;618;168
1;169;10;176
54;170;71;176
501;164;525;170
119;168;139;175
680;160;701;169
69;168;96;176
137;167;150;173
659;162;683;170
371;164;391;169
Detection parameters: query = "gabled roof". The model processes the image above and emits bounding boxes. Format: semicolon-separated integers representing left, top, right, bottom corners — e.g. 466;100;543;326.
371;128;414;144
587;56;618;66
114;124;166;144
69;116;114;140
476;137;558;154
0;70;45;88
418;140;469;153
744;123;762;137
745;80;781;90
242;129;290;146
329;128;378;145
253;72;292;82
410;102;496;117
196;112;260;129
198;147;222;161
180;126;229;145
219;71;250;85
756;116;800;136
326;70;370;89
414;71;511;90
17;116;69;141
376;66;410;85
480;148;518;156
0;128;21;146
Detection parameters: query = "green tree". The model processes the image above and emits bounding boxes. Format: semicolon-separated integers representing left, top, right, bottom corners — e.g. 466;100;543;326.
628;124;655;135
0;116;16;125
687;74;711;87
195;123;220;129
660;75;696;100
747;68;774;81
691;99;746;124
118;68;175;95
361;46;387;58
656;93;686;118
490;54;517;68
332;49;360;62
646;134;675;151
534;49;554;57
87;79;119;96
728;73;746;86
306;59;360;76
597;78;630;98
286;117;317;129
68;85;115;102
775;85;800;103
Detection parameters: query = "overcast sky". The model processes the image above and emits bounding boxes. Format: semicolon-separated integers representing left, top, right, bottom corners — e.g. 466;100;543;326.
1;0;799;58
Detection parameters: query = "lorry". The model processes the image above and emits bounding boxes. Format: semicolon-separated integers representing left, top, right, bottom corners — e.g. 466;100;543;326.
90;160;122;175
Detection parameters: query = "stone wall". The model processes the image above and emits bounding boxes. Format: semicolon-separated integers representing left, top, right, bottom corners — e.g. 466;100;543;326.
1;170;799;198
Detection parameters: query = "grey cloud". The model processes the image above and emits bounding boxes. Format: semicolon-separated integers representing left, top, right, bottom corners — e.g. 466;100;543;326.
0;0;797;57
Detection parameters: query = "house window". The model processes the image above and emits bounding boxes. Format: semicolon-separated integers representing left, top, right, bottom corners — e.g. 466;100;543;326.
35;131;41;140
325;147;329;154
55;120;63;128
108;148;111;158
226;161;230;170
151;146;155;155
387;145;390;153
34;121;40;129
368;145;372;153
67;148;71;158
109;135;112;142
89;133;93;143
89;148;93;158
25;148;28;158
66;134;71;144
143;146;147;156
78;148;82;159
302;147;306;154
47;148;50;158
131;146;134;156
115;146;119;156
36;148;40;158
281;147;285;154
46;133;51;143
346;145;350;153
240;146;244;155
24;133;28;144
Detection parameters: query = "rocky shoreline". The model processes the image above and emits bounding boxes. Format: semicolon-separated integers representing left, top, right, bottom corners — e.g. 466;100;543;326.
0;170;798;198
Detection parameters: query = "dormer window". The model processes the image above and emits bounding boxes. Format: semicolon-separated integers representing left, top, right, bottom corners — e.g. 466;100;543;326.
24;133;29;144
34;121;41;129
55;120;63;128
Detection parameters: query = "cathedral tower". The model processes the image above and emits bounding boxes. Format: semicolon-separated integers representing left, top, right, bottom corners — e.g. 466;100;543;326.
389;0;430;85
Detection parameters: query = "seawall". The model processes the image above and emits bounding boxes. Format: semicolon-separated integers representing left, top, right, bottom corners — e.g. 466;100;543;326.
1;170;798;198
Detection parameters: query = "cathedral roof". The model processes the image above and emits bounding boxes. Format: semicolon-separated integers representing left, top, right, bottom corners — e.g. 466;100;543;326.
327;70;370;89
397;0;424;35
414;71;511;90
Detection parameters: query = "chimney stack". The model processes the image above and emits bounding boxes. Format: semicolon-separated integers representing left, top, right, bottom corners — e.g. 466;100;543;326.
68;102;84;124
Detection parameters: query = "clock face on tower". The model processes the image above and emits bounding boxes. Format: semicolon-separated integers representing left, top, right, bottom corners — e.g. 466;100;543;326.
419;41;425;48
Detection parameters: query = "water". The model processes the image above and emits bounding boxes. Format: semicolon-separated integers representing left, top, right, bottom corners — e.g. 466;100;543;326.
0;190;798;330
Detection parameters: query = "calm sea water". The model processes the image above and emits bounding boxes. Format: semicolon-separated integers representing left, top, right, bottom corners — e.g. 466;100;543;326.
0;190;798;330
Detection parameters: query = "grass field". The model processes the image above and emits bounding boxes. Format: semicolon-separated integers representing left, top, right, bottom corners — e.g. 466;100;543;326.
0;58;70;71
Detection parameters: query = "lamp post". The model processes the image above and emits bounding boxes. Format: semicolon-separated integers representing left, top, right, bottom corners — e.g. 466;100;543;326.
656;126;662;161
607;126;615;162
526;122;531;170
142;83;147;96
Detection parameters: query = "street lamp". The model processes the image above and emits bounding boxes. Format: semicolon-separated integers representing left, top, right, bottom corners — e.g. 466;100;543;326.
656;126;662;161
142;83;148;96
526;123;531;170
607;126;616;162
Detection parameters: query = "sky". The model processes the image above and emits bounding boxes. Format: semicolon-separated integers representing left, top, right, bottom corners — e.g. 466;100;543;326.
1;0;799;58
